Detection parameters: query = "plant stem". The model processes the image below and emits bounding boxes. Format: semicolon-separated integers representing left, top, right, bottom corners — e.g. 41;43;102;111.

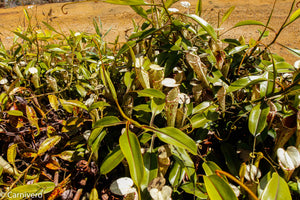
248;0;277;59
215;170;259;200
257;0;297;57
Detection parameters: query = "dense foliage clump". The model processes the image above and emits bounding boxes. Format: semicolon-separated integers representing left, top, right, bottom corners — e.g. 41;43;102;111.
0;0;300;199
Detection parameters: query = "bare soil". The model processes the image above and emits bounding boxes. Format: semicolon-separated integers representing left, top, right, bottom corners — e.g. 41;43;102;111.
0;0;299;64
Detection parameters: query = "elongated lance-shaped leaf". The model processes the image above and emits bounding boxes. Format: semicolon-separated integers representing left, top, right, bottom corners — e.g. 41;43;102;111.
285;8;300;26
260;173;292;200
204;175;238;200
186;14;217;41
6;110;23;116
7;144;17;166
0;156;17;177
169;160;185;187
248;102;270;136
203;161;227;181
48;95;59;111
130;5;148;20
104;0;147;5
221;6;235;25
195;0;202;16
59;99;88;111
88;128;107;160
103;68;118;101
165;87;179;127
93;116;122;128
9;182;55;200
37;136;61;156
26;105;40;135
13;31;32;44
119;129;144;187
90;188;99;200
181;182;207;199
153;127;197;155
100;146;124;175
171;146;196;183
234;20;266;28
141;152;158;192
227;75;267;93
137;88;165;99
228;45;248;55
278;43;300;57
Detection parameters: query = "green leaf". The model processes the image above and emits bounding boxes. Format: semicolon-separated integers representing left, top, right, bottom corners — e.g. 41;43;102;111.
169;160;185;187
227;75;267;93
151;98;165;116
130;5;148;20
187;14;217;41
154;127;197;155
124;71;135;90
203;161;227;180
267;62;295;73
93;18;102;36
37;136;61;156
88;101;110;112
13;31;32;43
9;182;55;200
76;84;87;97
164;0;179;8
181;182;207;199
204;175;238;200
0;156;16;176
90;188;99;200
248;102;270;136
195;0;202;16
7;144;18;166
59;99;88;111
42;21;59;33
141;152;158;191
94;116;122;128
6;110;23;117
137;88;165;99
192;101;212;115
228;45;248;55
133;104;151;112
261;173;292;200
100;146;124;175
190;113;210;128
117;41;137;56
88;128;107;160
103;68;118;101
48;47;67;54
104;0;146;5
48;95;59;111
171;146;196;183
119;129;144;187
233;20;265;28
56;150;75;162
221;6;235;24
288;8;300;24
26;105;40;135
278;44;300;57
220;143;240;177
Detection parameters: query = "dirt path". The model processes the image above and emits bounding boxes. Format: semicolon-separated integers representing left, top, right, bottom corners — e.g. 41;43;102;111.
0;0;299;64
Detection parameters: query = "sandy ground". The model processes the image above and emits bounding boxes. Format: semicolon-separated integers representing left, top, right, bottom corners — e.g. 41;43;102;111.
0;0;299;64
